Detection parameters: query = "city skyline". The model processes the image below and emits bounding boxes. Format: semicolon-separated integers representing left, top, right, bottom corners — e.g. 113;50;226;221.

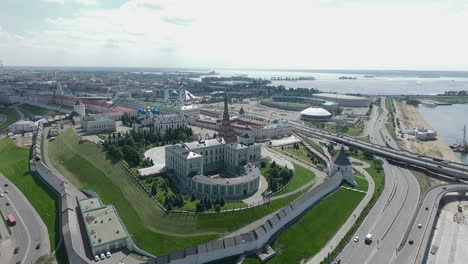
1;0;468;70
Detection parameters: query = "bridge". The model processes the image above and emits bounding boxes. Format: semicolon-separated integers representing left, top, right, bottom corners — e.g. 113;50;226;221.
292;123;468;179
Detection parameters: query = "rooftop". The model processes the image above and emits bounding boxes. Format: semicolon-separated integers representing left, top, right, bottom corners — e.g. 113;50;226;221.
78;198;130;248
314;93;368;100
300;107;332;117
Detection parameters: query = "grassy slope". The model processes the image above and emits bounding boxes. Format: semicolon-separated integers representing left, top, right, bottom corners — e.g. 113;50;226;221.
275;163;315;196
0;107;20;131
18;104;61;118
232;188;366;264
0;138;59;250
49;129;307;254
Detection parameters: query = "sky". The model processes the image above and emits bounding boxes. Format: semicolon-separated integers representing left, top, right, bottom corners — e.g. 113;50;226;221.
1;0;468;70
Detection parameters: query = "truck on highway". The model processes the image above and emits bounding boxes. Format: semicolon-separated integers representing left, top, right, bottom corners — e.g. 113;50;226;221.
365;234;373;244
7;214;16;226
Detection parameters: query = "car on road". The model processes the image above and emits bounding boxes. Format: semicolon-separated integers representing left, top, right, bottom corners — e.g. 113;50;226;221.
409;240;414;245
13;247;19;254
100;253;106;260
365;234;373;244
3;183;8;187
354;236;359;242
418;224;422;229
95;255;100;262
106;251;111;258
0;193;3;197
6;202;10;206
36;243;41;250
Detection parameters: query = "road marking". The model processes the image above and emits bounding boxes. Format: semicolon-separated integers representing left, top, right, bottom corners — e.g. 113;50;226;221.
0;186;32;264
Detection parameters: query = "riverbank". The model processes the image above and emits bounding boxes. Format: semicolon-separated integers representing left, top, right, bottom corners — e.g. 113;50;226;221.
395;102;460;162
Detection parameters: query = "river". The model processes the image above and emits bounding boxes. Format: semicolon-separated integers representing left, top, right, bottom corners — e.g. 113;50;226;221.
194;69;468;95
418;104;468;164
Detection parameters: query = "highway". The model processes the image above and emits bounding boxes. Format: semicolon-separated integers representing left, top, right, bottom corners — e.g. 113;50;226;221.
393;184;468;264
0;173;50;264
331;98;420;264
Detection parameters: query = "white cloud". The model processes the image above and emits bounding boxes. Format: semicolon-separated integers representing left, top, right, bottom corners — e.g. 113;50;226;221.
74;0;97;6
42;0;65;4
5;0;468;69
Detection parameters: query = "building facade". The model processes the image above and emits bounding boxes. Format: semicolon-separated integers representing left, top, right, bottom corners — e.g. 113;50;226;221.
328;147;355;185
81;115;116;135
9;120;38;134
132;107;188;136
74;99;86;116
165;134;262;200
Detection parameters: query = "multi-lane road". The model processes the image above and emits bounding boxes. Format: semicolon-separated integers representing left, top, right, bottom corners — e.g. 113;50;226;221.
330;98;420;264
0;173;50;264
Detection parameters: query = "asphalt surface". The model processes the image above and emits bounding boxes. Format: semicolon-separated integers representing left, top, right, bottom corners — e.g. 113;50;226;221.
334;98;420;264
0;173;50;264
394;184;468;264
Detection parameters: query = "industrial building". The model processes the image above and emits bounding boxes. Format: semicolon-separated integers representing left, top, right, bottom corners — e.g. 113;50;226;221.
78;197;133;256
300;107;332;122
312;93;370;107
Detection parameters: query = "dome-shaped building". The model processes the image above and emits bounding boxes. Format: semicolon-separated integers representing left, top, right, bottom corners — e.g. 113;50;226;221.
300;107;332;122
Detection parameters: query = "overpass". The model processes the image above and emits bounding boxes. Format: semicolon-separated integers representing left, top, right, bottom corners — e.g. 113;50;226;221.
291;123;468;179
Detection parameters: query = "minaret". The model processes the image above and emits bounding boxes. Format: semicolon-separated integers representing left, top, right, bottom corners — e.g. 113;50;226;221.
219;94;237;143
74;99;86;116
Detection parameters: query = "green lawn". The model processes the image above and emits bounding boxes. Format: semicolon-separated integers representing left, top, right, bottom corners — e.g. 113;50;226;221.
246;188;365;264
48;128;308;255
343;171;368;192
282;144;312;162
141;176;247;212
275;163;315;196
0;107;20;131
0;138;59;251
18;104;61;118
305;121;365;137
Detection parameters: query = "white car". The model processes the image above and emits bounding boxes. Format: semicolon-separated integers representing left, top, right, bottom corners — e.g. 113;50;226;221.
94;255;100;262
354;236;359;242
100;253;106;260
0;193;4;197
106;251;111;258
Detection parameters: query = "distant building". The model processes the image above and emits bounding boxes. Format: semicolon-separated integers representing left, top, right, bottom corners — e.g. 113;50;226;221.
165;133;261;200
414;127;437;141
9;120;38;134
0;94;20;105
300;107;332;122
77;197;133;256
73;99;86;116
239;107;246;118
218;95;237;143
81;115;116;135
113;98;200;121
132;106;188;136
328;147;355;186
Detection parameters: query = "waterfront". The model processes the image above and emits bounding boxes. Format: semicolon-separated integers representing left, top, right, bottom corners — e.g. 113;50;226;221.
418;104;468;164
195;69;468;95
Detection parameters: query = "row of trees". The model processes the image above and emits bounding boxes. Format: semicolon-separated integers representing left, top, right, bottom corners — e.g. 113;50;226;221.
196;195;226;212
102;127;193;168
261;161;294;193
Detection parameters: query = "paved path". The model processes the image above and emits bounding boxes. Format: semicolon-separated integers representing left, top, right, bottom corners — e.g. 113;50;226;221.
224;149;327;239
0;173;50;264
306;158;375;264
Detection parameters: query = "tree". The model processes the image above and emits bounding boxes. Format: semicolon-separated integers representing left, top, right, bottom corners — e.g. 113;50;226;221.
178;132;188;142
151;183;157;196
269;177;278;192
191;193;196;201
363;149;374;160
260;161;266;168
196;202;205;213
215;204;221;212
280;168;291;182
271;161;277;168
219;196;225;207
271;167;279;179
